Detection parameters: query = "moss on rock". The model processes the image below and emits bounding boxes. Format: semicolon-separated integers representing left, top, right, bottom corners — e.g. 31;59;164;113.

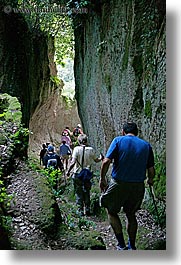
32;172;62;234
144;100;152;118
56;226;106;250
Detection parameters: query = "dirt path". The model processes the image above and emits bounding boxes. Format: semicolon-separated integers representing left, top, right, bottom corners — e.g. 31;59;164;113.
89;209;166;250
6;161;166;250
7;162;49;249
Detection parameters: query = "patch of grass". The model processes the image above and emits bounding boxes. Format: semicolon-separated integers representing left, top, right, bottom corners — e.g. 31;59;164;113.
0;93;22;124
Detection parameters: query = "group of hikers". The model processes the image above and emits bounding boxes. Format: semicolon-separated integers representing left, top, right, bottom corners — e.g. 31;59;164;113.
39;124;83;169
39;121;155;251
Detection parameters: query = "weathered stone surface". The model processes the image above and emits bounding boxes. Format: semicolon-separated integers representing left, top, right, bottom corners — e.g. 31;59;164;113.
0;8;50;126
74;0;166;162
0;7;80;156
28;85;80;159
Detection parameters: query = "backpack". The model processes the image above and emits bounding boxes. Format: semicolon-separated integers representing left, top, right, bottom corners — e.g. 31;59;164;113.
73;146;93;190
47;154;57;169
73;128;80;137
76;168;93;190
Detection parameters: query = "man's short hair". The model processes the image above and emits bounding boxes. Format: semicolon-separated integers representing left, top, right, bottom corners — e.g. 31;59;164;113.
123;122;138;136
78;134;87;144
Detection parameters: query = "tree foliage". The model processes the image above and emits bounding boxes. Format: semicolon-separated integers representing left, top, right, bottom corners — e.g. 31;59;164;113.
17;0;75;64
15;0;91;64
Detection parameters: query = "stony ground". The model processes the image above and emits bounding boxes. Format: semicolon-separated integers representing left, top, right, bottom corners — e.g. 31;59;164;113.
6;161;166;250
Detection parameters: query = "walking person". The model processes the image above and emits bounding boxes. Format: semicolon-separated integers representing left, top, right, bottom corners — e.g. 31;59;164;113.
99;122;155;250
66;134;103;216
43;145;64;190
60;140;72;170
39;143;47;165
73;124;83;137
61;130;72;147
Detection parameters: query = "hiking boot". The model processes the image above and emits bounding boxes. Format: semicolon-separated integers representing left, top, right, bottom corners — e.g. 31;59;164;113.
127;240;136;250
128;246;136;250
116;244;128;250
76;210;84;217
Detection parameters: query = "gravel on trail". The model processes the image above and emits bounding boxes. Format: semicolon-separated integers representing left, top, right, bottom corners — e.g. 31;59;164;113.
6;162;166;250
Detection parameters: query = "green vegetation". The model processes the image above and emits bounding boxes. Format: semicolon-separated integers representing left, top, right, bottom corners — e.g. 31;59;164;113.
17;0;75;65
0;179;13;208
143;154;166;229
16;1;77;106
50;75;62;86
28;157;99;229
0;93;29;247
26;158;106;249
144;99;152;118
0;93;22;125
154;155;166;198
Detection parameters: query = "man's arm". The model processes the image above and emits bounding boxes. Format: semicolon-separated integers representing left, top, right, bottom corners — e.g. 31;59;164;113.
93;152;104;163
99;158;111;192
147;166;155;186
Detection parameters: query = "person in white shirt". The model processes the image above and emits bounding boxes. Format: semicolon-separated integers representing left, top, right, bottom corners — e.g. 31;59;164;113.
66;134;103;216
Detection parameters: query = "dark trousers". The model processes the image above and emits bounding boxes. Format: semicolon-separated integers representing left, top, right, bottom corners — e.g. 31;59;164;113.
73;176;90;214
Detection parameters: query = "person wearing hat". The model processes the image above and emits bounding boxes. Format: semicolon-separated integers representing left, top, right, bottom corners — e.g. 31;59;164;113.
43;145;64;170
43;145;64;189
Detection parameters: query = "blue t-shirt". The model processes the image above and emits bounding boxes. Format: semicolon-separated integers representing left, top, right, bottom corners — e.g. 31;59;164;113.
59;144;71;156
106;135;154;182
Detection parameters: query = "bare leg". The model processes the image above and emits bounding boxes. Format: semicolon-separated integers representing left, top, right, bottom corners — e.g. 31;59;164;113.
65;159;68;170
108;211;126;248
126;213;137;249
62;158;65;170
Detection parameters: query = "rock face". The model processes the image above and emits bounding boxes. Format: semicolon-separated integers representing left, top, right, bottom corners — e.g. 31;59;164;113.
28;84;80;158
74;0;166;161
0;6;80;155
0;8;51;126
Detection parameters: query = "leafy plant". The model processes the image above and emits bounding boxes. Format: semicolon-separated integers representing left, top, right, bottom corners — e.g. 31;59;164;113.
143;186;166;229
142;154;166;228
59;195;96;231
17;0;75;65
154;155;166;198
0;179;14;208
0;93;22;124
10;127;30;158
41;168;63;194
50;75;61;86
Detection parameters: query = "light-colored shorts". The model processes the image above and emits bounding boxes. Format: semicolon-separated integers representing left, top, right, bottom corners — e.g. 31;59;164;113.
61;155;69;160
100;179;145;215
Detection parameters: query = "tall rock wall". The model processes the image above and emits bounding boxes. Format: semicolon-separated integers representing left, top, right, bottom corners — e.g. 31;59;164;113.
74;0;166;160
28;83;80;158
0;5;80;156
0;8;52;126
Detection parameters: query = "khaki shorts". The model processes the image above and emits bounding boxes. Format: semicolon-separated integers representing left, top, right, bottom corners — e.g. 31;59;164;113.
100;179;145;215
61;155;69;160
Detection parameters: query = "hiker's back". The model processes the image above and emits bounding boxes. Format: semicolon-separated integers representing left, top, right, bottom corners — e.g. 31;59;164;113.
46;153;58;169
74;146;96;170
73;124;83;137
73;127;80;137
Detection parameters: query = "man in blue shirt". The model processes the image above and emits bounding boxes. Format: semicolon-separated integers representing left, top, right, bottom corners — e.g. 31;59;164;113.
99;122;155;250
